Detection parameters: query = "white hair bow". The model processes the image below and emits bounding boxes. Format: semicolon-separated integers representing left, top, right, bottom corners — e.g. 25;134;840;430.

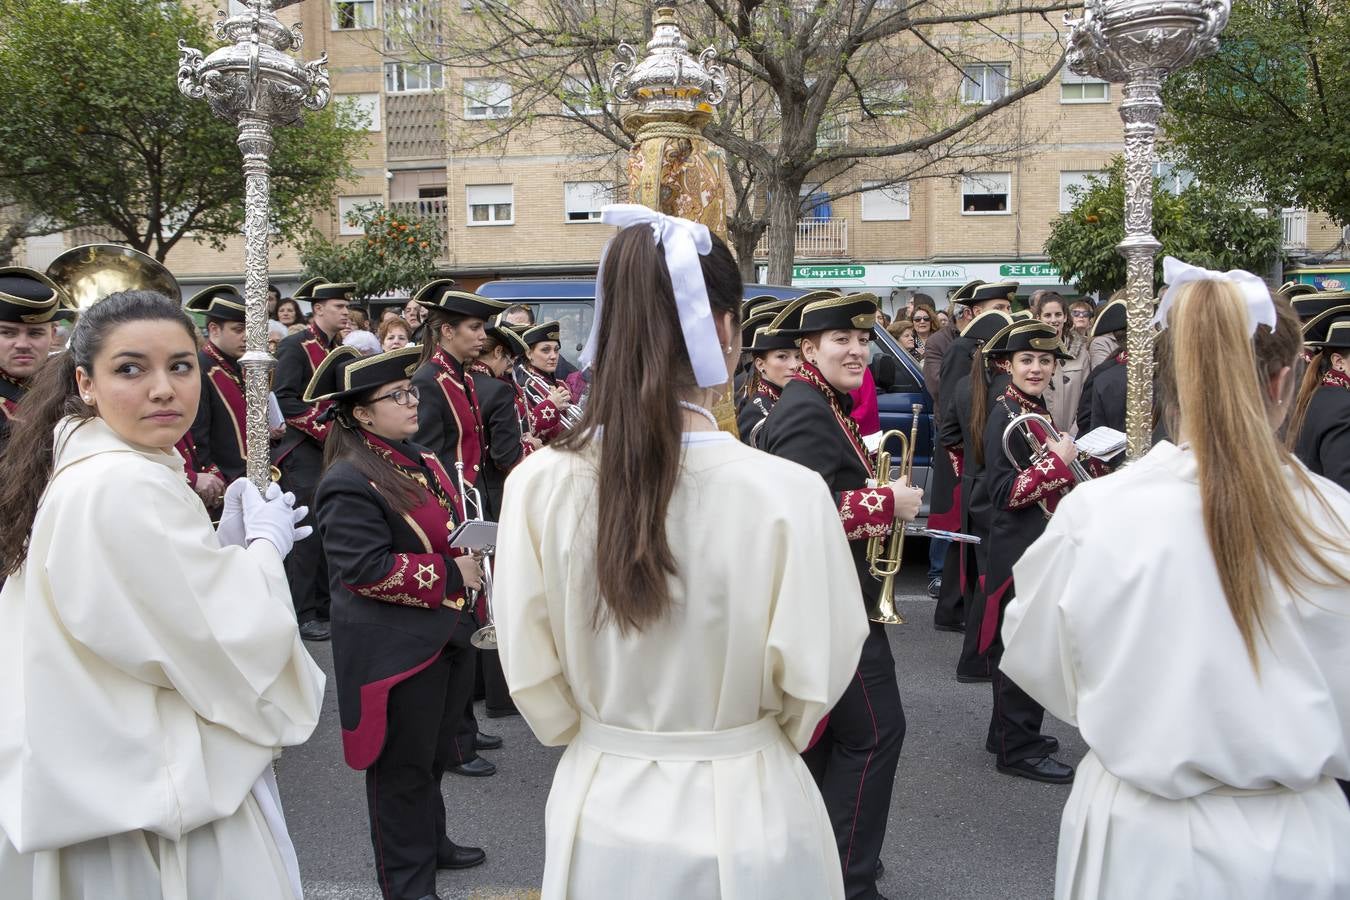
581;203;726;388
1152;256;1276;336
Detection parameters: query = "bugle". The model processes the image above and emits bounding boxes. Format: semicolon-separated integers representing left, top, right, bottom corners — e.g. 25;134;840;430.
519;365;584;430
1001;412;1094;484
454;461;498;650
864;403;923;625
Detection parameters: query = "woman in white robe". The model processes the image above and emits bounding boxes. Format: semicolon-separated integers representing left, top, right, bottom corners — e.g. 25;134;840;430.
0;291;325;900
493;214;870;899
1002;272;1350;899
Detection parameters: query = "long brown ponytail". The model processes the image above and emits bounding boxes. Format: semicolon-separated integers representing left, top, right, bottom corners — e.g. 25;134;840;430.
0;291;197;576
1285;349;1328;448
969;350;993;466
557;226;741;634
1160;280;1349;667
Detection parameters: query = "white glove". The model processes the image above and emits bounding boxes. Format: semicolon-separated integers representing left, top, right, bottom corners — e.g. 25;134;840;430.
215;477;250;547
243;482;312;559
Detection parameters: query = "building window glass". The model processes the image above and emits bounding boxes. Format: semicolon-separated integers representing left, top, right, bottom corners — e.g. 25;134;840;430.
467;184;513;225
384;62;443;94
563;181;609;222
332;0;376;30
960;173;1011;214
861;181;910;221
862;79;909;116
1058;171;1101;212
336;93;381;131
338;196;379;235
561;77;605;116
960;63;1010;105
464;79;512;119
1061;70;1110;103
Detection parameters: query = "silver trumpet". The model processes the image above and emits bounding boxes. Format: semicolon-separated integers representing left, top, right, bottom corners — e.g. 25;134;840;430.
519;365;584;430
1001;411;1095;484
455;461;498;650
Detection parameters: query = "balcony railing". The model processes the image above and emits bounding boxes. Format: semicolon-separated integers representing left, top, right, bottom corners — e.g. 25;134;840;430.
1282;208;1307;252
388;199;450;259
754;217;849;259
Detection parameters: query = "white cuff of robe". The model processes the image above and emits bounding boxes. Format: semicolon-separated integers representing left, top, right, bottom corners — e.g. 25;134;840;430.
1153;256;1276;336
582;204;726;389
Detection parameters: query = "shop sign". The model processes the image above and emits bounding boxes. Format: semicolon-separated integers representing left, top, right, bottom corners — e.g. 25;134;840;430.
999;262;1061;278
792;264;867;280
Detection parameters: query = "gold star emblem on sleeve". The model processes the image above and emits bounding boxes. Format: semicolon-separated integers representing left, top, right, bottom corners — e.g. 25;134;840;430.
414;563;440;591
859;490;884;513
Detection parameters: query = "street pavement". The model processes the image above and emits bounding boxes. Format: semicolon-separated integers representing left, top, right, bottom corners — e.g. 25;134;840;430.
280;558;1082;900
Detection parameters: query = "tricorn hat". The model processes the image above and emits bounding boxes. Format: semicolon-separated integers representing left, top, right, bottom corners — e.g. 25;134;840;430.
414;279;509;320
983;319;1071;360
1302;305;1350;347
0;267;63;324
1318;318;1350;351
960;309;1014;343
768;290;878;335
1292;290;1350;322
971;281;1019;306
486;312;529;356
303;345;422;403
292;276;325;302
1091;298;1127;337
185;284;246;323
312;282;356;303
742;309;799;352
1275;281;1319;301
949;280;987;306
520;320;562;347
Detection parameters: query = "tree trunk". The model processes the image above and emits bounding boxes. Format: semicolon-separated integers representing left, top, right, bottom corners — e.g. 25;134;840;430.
0;221;27;267
728;217;765;284
764;181;800;285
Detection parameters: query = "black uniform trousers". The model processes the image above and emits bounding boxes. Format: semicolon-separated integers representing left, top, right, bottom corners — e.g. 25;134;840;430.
279;441;330;623
803;624;906;900
366;641;477;900
932;540;964;628
986;632;1055;764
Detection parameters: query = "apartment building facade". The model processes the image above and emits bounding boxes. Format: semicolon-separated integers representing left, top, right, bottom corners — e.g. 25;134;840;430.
20;1;1348;304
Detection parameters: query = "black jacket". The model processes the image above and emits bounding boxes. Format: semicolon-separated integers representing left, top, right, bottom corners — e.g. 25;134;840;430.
189;345;247;483
1294;379;1350;491
468;367;524;518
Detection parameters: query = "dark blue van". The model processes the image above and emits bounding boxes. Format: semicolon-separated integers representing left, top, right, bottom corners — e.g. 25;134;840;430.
477;278;936;513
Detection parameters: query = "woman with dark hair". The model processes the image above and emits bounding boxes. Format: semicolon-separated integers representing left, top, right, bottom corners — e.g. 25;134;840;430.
1039;293;1090;432
0;291;322;898
493;210;867;899
311;345;487;900
514;321;575;444
736;308;800;446
1289;304;1350;490
274;297;305;327
760;290;924;900
909;300;937;356
1004;269;1350;897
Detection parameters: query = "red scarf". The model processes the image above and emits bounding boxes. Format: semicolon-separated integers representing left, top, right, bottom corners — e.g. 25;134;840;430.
1323;368;1350;391
793;362;873;476
201;342;248;454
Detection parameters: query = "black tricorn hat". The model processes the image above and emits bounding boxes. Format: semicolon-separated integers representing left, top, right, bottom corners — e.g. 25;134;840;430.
1091;298;1127;336
1292;290;1350;322
0;267;63;324
960;309;1013;343
1302;305;1350;346
1318;318;1350;351
303;345;422;403
970;281;1019;306
186;283;246;323
414;279;509;320
742;310;799;352
292;276;325;301
312;281;356;303
520;320;562;347
486;313;529;356
983;320;1071;360
742;295;787;320
949;279;987;305
768;290;878;335
1276;281;1319;301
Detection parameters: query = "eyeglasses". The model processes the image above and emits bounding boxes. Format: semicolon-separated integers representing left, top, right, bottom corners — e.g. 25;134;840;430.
369;385;420;407
1070;310;1092;318
912;315;931;323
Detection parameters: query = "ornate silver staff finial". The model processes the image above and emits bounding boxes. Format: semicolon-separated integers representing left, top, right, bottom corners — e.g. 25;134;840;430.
1063;0;1230;462
177;0;331;491
610;6;727;129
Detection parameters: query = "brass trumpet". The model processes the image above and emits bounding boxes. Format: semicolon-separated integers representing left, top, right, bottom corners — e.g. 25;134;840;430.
1001;412;1094;484
454;461;498;650
519;366;584;430
865;403;923;625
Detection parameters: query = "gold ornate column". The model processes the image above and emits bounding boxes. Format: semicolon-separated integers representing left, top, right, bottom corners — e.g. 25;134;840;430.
612;7;736;429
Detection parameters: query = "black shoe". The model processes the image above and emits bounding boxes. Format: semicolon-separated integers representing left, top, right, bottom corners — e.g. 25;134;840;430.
485;705;521;719
448;757;496;777
927;577;942;599
956;672;992;683
298;620;330;642
933;621;965;633
436;842;486;870
985;735;1059;755
997;755;1074;784
474;731;502;751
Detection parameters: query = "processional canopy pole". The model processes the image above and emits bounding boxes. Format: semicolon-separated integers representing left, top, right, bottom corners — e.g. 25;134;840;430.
177;0;331;490
1064;0;1229;462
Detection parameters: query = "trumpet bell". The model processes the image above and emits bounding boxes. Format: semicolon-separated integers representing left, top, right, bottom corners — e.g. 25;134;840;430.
470;624;497;650
46;243;181;309
868;589;905;625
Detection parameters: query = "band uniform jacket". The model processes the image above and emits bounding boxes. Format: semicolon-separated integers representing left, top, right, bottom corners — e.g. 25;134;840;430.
272;322;335;465
1293;368;1350;492
188;341;249;483
948;372;1011;578
314;434;472;771
928;333;983;532
736;380;781;447
761;363;897;606
978;383;1085;654
467;361;527;519
413;347;485;484
517;364;567;444
1077;350;1127;437
0;369;23;455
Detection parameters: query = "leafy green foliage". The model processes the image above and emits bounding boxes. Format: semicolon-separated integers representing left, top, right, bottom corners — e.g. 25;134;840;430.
1045;158;1284;296
0;0;369;260
1161;0;1350;226
300;204;443;301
